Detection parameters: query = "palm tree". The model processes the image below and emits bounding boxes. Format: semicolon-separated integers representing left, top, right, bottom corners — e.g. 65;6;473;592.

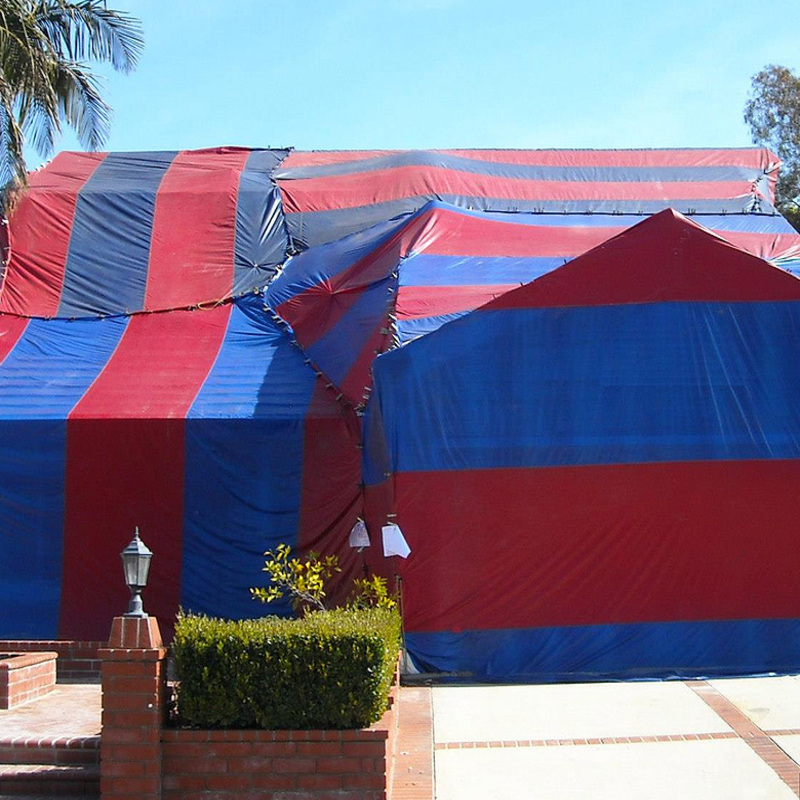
0;0;143;203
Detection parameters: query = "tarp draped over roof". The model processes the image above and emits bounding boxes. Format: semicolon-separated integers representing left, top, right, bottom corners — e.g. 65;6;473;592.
2;147;800;681
275;147;781;247
266;198;800;405
0;148;289;317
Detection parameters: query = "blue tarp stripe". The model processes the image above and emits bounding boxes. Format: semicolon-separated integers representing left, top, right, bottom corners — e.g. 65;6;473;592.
396;312;470;344
405;618;800;682
401;254;566;287
0;316;129;419
276;151;764;184
368;301;800;475
0;316;129;637
187;295;315;420
233;149;290;293
181;297;317;619
58;151;178;317
0;421;68;637
283;198;767;248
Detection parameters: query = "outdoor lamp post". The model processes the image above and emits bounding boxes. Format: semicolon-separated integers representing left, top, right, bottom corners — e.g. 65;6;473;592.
120;527;153;617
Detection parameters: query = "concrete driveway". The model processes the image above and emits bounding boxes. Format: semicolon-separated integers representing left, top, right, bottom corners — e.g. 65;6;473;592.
428;676;800;799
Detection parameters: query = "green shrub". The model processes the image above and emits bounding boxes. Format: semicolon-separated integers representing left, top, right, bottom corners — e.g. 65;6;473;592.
172;607;401;729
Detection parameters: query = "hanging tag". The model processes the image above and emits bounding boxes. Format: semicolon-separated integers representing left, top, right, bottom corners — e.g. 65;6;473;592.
382;523;411;558
349;519;370;550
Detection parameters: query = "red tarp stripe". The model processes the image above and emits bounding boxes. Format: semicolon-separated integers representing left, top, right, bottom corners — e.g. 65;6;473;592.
339;321;392;403
0;152;107;316
397;285;515;319
717;230;800;263
415;206;625;257
409;211;799;262
0;316;30;364
296;378;363;607
144;149;251;311
440;148;775;169
282;148;773;171
59;304;233;640
70;305;233;419
488;210;800;309
397;460;800;634
59;418;187;639
281;166;759;213
282;150;398;169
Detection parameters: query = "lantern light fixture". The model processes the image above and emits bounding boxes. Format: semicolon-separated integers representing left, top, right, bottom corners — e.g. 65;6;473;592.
120;527;152;618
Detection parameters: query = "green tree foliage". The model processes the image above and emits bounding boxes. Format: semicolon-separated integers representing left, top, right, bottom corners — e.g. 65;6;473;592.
251;543;342;612
0;0;143;204
744;64;800;228
251;543;398;613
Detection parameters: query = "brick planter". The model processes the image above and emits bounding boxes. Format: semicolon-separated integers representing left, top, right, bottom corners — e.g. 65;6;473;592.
0;651;57;709
161;691;398;800
99;615;401;800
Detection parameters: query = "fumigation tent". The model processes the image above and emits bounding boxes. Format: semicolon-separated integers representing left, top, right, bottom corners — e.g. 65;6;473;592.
1;146;800;681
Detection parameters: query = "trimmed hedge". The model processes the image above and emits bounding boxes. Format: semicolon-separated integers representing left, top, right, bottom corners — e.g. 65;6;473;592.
172;608;401;729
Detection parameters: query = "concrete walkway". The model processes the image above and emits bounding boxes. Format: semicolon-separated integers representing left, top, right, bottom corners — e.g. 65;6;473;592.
3;676;800;799
429;676;800;800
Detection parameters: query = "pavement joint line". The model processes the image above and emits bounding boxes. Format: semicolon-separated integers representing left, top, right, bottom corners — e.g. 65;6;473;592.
434;731;741;749
686;679;800;797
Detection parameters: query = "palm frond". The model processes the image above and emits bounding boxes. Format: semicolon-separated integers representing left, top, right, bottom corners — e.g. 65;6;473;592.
0;0;142;212
34;0;144;73
0;71;27;193
52;58;109;150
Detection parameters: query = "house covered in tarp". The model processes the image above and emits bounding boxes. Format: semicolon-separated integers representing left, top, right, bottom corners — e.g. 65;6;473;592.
1;146;800;681
364;209;800;680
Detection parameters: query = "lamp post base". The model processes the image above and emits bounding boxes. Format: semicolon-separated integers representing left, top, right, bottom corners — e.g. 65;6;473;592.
107;615;163;649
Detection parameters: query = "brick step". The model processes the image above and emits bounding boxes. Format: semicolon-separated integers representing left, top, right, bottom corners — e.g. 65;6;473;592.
0;762;99;796
0;736;99;766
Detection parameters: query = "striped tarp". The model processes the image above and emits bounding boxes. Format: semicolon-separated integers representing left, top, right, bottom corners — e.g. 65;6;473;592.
2;147;800;680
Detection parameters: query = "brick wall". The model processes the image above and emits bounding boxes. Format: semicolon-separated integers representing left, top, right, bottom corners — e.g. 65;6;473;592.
0;640;104;681
0;651;56;709
160;692;397;800
99;616;400;800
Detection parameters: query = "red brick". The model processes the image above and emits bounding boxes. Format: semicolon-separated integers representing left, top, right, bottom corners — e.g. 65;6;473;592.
104;760;146;778
273;756;316;772
104;691;159;711
162;755;226;774
110;776;160;794
208;742;251;757
225;755;272;772
253;740;296;757
295;741;340;756
105;710;160;728
102;743;159;762
102;726;159;744
342;741;380;757
298;772;343;790
251;772;297;790
344;772;385;790
206;773;253;791
317;756;362;773
106;675;160;694
162;773;206;791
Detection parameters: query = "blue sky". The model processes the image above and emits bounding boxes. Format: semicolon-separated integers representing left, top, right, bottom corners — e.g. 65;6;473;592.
31;0;800;165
